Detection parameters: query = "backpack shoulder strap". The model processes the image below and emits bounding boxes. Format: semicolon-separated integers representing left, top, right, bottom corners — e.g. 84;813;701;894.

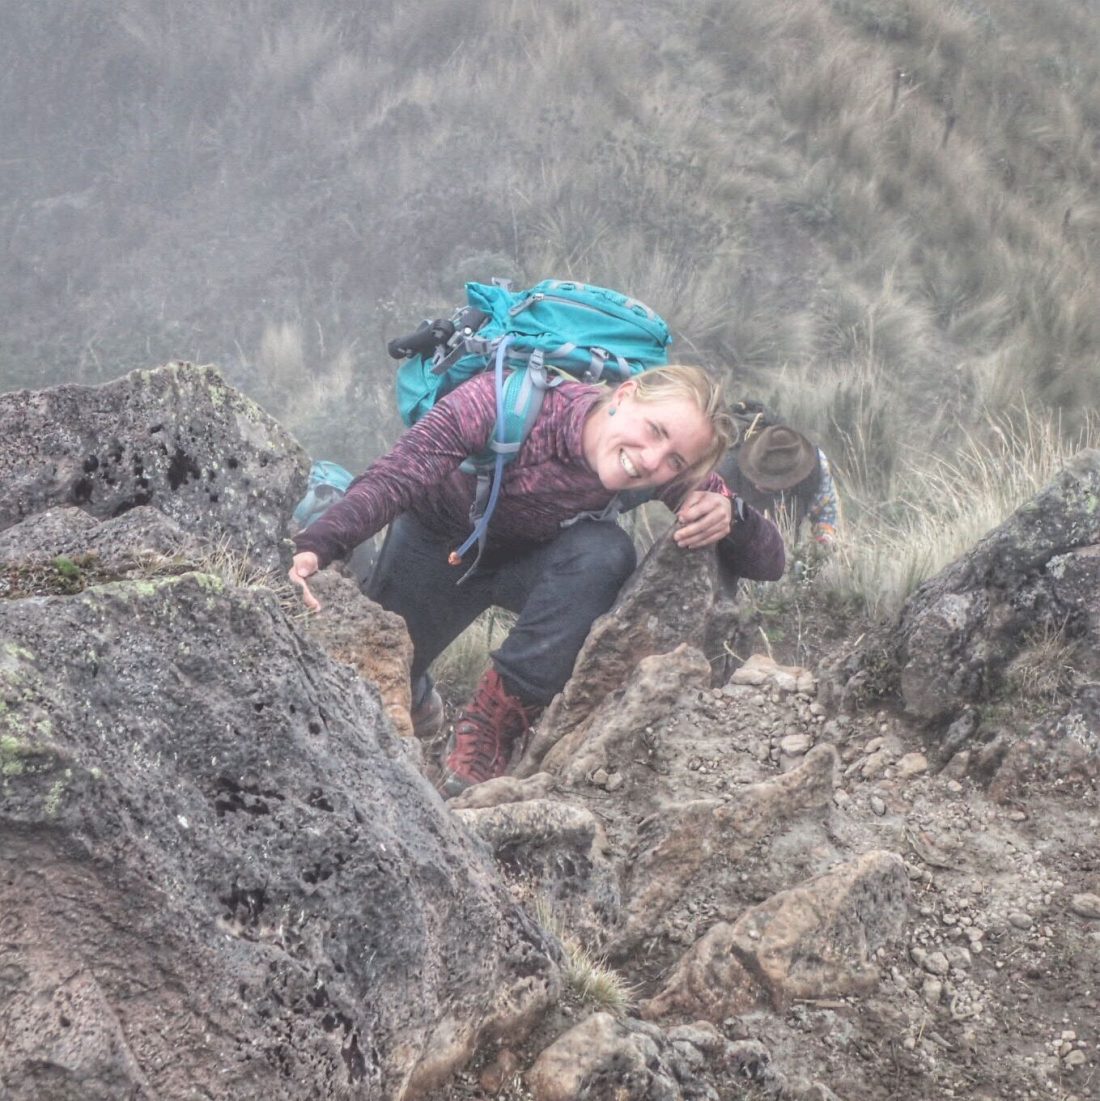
450;338;555;581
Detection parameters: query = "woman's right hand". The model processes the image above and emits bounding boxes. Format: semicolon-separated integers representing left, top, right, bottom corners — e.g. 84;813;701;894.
288;551;322;612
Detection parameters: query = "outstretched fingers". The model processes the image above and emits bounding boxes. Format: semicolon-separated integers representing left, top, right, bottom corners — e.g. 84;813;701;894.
288;551;322;612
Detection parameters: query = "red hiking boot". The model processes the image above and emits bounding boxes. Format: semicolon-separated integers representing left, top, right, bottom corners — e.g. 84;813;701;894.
438;669;540;797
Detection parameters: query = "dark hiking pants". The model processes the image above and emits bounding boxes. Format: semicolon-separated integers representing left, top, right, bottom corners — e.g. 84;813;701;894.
365;512;637;707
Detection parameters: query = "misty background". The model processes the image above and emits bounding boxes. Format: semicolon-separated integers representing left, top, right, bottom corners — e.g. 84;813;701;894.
5;0;1100;512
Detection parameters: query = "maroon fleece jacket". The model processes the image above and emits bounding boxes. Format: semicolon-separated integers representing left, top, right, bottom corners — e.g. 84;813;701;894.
294;373;785;580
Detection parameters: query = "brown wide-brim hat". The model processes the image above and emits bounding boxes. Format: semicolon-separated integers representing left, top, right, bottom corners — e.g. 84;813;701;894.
737;425;817;491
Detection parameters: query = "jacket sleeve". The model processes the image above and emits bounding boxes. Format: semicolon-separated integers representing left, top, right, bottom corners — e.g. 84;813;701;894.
716;494;786;581
293;377;497;569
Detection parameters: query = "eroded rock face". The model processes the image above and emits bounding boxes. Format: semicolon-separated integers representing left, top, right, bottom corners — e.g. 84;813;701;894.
0;556;558;1100
641;851;909;1021
525;1012;792;1101
0;362;309;570
540;643;713;784
525;1012;698;1101
301;570;416;740
517;530;724;776
617;745;840;954
453;799;621;947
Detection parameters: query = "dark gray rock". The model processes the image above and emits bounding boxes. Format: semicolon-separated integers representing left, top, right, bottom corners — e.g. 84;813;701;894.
895;449;1100;723
0;561;558;1100
822;451;1100;755
0;504;206;564
0;362;309;571
0;504;98;557
988;685;1100;801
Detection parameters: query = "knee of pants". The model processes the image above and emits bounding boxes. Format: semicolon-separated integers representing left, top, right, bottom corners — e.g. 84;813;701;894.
553;521;637;588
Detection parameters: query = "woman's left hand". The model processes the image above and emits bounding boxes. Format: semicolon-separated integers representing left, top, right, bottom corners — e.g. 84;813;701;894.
673;490;732;548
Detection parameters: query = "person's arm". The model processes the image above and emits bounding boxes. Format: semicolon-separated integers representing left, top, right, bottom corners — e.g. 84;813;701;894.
293;376;497;569
659;472;785;579
805;449;841;546
716;495;785;580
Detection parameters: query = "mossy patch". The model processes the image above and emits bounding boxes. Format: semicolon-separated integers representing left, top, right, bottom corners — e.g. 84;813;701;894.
0;702;54;746
0;553;103;598
0;732;56;777
1;733;27;776
83;571;226;600
43;769;72;816
0;552;230;602
3;643;35;664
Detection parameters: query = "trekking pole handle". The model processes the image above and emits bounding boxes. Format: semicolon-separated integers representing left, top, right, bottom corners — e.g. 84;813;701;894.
387;318;456;360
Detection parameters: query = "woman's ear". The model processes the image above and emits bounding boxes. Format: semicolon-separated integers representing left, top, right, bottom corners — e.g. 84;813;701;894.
615;379;638;403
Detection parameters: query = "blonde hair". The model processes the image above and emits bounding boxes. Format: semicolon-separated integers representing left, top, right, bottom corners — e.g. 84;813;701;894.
604;364;736;488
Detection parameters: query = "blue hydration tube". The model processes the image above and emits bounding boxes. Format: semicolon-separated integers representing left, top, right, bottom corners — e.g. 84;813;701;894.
450;335;513;563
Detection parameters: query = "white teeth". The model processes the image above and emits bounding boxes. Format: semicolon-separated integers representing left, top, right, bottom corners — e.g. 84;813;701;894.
619;451;639;478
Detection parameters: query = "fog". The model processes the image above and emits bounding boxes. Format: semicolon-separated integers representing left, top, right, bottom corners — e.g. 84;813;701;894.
6;0;1100;473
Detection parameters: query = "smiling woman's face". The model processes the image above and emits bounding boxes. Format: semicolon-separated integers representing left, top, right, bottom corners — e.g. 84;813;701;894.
581;380;716;492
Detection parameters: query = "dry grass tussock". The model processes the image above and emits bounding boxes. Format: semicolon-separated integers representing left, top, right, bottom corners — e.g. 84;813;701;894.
533;898;636;1017
723;0;1100;418
822;406;1100;620
184;537;281;593
751;356;904;504
432;608;517;703
242;320;395;463
1003;624;1082;705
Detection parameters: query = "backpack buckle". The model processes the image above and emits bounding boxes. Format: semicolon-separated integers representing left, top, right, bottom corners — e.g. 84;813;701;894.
430;306;492;374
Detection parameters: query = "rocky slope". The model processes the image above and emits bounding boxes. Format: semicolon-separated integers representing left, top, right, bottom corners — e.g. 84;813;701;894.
1;365;1097;1101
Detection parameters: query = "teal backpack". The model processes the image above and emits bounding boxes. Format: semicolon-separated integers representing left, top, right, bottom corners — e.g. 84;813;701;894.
292;460;355;530
388;279;673;571
292;460;379;586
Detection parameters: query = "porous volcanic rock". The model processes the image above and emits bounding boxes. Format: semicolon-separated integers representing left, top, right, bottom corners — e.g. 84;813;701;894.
0;550;559;1100
0;504;206;564
0;362;309;570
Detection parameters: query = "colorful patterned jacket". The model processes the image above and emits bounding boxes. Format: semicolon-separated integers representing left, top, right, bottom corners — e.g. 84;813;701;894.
718;447;841;545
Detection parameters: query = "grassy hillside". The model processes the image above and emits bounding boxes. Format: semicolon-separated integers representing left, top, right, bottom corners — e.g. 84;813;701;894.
4;0;1100;611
